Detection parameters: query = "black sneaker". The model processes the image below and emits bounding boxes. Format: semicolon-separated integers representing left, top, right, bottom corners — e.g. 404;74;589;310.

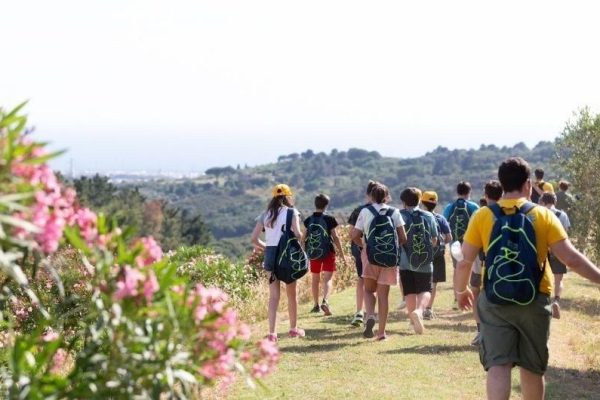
321;300;332;316
310;305;321;313
363;317;376;338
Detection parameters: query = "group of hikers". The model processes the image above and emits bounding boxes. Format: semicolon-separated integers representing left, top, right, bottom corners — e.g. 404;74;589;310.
250;157;600;400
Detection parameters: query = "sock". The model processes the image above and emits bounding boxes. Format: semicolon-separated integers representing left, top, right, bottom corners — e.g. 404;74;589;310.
477;323;481;332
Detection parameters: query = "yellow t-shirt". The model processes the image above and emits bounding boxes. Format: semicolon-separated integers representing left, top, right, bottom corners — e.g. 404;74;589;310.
463;198;568;295
538;181;554;193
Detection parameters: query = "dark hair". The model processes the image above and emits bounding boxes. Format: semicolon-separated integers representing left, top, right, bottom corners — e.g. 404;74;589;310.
366;180;377;195
498;157;531;193
534;168;544;180
479;197;488;207
540;192;557;205
421;201;436;212
559;180;570;191
400;187;420;207
484;180;503;201
457;181;471;196
266;195;292;228
370;183;387;204
315;193;330;210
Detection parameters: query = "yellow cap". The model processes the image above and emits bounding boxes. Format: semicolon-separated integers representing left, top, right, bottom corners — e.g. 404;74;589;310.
422;191;438;204
272;184;293;198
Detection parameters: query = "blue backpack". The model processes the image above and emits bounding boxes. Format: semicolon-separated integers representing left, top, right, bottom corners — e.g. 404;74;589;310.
402;209;434;271
305;214;332;260
365;205;399;268
432;213;446;257
275;209;308;284
448;198;472;242
484;202;543;305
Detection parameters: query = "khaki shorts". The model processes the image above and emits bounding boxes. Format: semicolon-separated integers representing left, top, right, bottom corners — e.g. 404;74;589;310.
361;250;398;286
477;293;552;375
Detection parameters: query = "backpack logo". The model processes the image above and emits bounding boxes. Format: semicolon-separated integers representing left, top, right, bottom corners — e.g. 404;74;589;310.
365;206;399;268
275;209;308;284
403;210;434;270
305;215;331;260
484;202;543;306
448;199;471;242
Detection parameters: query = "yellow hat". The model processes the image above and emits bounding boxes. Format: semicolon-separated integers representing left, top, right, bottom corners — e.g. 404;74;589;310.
422;191;438;204
272;184;293;198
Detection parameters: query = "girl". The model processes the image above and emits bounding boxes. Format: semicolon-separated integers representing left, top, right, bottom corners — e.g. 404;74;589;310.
251;184;305;342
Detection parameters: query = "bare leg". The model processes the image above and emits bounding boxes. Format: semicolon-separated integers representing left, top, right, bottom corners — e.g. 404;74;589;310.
322;271;334;301
416;291;431;312
376;284;390;337
268;279;281;335
406;294;417;314
356;277;365;313
487;364;512;400
311;272;320;306
364;278;378;318
554;274;564;298
286;281;298;330
472;287;481;323
520;368;545;400
428;282;437;309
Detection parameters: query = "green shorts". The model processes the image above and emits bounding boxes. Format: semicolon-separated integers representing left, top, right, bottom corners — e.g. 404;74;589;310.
477;293;552;375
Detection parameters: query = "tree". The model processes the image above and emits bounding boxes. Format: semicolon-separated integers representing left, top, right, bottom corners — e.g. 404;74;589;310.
556;107;600;260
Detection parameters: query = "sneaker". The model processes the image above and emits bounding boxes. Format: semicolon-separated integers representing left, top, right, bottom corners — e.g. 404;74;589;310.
423;308;434;320
289;328;305;338
321;300;332;316
266;333;278;342
470;332;481;346
363;317;376;338
310;304;321;313
351;312;364;327
398;300;407;310
376;335;387;341
409;310;424;335
551;301;561;319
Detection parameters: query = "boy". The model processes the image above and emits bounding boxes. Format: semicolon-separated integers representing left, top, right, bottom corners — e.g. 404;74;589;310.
539;192;571;319
303;194;348;316
399;187;438;334
455;157;600;399
420;191;452;320
531;168;554;204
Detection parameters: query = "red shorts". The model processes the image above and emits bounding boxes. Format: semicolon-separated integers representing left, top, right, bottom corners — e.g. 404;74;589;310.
309;251;336;273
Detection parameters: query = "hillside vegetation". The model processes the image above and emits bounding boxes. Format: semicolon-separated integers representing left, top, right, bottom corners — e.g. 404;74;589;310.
133;142;557;258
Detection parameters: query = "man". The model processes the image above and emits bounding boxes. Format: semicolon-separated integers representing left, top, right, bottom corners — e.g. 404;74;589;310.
555;180;575;216
443;181;479;308
539;192;571;319
455;157;600;400
530;168;554;204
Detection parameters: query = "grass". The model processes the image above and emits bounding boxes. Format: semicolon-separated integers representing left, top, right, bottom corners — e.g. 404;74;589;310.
228;259;600;400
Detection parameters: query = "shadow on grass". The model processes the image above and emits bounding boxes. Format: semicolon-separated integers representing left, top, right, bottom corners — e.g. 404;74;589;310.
382;344;477;355
558;297;600;317
425;323;474;333
545;366;600;399
278;341;359;354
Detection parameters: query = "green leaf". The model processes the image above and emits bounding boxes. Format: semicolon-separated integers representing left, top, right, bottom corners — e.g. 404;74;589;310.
22;149;67;165
63;226;91;254
0;214;41;233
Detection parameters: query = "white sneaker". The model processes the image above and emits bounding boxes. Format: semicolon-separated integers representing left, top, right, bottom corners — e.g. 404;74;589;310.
399;300;407;310
409;310;424;334
551;301;561;319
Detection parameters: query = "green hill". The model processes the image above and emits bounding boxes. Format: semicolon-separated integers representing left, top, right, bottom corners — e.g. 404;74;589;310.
133;141;558;257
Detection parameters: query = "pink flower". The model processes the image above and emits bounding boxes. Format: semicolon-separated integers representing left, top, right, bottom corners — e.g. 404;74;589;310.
49;348;68;375
135;237;163;267
142;270;159;303
42;329;59;342
114;266;145;300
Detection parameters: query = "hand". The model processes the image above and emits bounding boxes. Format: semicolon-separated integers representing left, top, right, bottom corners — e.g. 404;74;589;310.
457;287;474;310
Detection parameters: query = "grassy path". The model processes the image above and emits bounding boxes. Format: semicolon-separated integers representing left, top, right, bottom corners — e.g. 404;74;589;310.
230;268;600;399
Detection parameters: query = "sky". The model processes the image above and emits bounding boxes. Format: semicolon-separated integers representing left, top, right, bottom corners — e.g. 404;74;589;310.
2;0;600;173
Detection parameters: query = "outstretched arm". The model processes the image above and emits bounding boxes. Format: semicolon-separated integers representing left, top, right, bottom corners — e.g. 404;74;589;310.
551;239;600;285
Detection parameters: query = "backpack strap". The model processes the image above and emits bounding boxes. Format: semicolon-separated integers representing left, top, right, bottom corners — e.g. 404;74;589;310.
554;210;563;218
285;208;294;234
519;202;536;215
367;205;379;218
488;203;505;220
385;207;395;217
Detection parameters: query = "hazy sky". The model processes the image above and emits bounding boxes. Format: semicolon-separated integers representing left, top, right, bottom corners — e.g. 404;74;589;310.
2;0;600;173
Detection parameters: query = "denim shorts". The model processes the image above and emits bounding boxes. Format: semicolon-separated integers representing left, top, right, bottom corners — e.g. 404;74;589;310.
263;246;278;272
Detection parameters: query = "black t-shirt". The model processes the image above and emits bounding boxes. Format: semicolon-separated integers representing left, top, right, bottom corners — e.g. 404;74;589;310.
304;212;338;232
347;203;369;226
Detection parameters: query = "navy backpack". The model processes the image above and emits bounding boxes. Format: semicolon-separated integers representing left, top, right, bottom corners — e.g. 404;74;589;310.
275;209;308;284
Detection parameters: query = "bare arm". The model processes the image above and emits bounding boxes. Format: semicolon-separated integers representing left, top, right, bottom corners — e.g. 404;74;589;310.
455;241;480;310
551;239;600;285
397;226;407;245
443;233;453;243
251;222;266;251
351;228;364;247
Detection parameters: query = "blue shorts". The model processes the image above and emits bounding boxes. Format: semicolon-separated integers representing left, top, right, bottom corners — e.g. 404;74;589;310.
264;246;278;272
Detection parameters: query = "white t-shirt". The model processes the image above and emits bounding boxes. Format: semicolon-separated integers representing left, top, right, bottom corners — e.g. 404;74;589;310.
354;203;404;234
256;206;300;246
550;206;571;231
